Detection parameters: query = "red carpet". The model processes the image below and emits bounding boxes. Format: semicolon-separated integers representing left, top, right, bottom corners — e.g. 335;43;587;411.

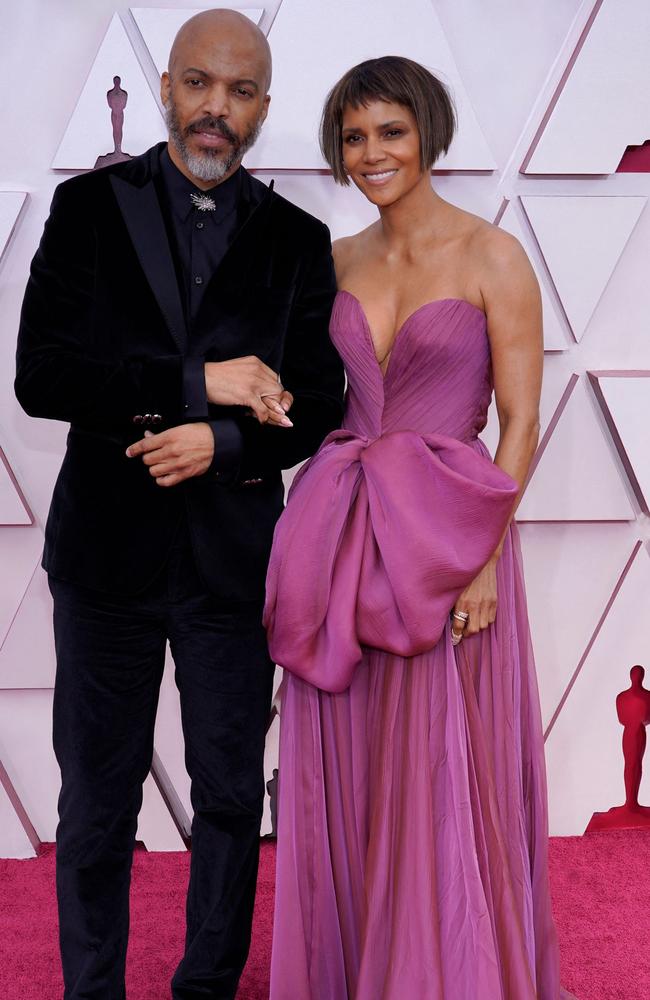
1;831;648;999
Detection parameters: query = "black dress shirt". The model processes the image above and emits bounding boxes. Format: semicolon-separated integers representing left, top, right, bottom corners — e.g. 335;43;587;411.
159;147;245;477
160;146;241;324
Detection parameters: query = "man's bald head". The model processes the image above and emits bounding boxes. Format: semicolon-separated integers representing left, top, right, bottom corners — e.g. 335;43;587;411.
168;9;272;92
161;8;272;188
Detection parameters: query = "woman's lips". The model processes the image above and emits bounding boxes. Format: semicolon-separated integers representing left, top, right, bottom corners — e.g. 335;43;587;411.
362;169;398;186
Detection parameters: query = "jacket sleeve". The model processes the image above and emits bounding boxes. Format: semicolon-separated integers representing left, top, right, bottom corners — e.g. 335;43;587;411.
15;181;186;432
218;221;345;483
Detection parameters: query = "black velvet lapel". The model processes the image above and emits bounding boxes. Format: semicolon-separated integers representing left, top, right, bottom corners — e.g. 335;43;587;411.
110;159;188;352
108;145;275;353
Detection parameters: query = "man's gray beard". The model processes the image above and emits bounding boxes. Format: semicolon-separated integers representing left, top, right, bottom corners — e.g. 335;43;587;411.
165;103;263;183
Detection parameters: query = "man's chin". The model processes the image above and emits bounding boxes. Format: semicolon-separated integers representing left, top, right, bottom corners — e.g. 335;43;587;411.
182;148;237;184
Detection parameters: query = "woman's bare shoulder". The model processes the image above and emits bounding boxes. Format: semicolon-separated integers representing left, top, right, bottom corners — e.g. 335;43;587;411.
332;234;356;270
333;224;378;283
467;215;530;272
466;216;540;312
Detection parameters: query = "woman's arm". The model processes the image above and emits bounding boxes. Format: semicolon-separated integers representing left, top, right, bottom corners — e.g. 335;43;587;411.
452;227;542;638
481;226;543;555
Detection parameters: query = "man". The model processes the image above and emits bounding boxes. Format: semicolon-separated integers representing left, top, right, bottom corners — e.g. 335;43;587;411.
15;10;344;999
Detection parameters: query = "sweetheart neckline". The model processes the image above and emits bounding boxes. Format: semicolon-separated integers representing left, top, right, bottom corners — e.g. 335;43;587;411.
336;289;486;381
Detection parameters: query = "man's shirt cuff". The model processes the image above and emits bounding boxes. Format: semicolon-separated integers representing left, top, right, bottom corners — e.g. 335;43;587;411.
182;357;208;421
207;417;244;483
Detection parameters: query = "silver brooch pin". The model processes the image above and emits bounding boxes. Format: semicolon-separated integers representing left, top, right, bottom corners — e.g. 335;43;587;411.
190;192;216;212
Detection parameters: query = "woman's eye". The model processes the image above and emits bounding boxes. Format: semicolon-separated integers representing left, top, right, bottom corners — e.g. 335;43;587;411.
385;129;403;138
345;135;362;144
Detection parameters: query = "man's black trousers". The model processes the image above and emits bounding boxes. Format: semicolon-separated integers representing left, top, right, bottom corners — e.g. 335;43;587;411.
49;519;275;1000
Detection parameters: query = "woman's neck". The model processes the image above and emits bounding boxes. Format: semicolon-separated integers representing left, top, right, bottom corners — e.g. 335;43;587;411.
377;175;450;255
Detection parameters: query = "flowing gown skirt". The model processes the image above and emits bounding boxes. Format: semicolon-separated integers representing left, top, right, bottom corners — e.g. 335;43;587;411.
270;526;567;1000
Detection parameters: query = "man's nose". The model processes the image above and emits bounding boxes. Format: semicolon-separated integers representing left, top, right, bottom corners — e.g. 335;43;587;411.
201;84;231;119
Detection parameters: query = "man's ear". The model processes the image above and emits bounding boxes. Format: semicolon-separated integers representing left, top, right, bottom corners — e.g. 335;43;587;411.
260;93;271;124
161;72;171;108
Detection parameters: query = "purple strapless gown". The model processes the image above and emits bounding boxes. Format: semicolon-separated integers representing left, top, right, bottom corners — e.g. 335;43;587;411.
264;292;570;999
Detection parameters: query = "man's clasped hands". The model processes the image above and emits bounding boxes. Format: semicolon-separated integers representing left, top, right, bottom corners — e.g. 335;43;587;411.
126;355;293;487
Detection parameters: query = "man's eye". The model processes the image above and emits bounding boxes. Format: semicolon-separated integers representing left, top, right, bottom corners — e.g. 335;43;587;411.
235;88;253;98
186;79;203;87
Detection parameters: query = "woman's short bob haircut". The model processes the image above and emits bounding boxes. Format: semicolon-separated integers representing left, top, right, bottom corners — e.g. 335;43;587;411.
320;55;456;185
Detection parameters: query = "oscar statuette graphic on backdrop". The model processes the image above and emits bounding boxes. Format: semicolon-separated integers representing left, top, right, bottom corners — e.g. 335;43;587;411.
586;665;650;832
94;75;133;168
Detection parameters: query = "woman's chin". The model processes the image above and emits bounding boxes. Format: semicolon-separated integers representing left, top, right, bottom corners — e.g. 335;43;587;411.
351;178;402;208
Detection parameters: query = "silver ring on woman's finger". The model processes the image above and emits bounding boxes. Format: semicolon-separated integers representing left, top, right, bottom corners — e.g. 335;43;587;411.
451;629;463;646
452;610;469;624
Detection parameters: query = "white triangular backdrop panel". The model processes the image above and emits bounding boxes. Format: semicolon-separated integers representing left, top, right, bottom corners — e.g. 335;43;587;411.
0;777;36;859
0;539;44;649
0;193;27;266
0;445;33;526
52;13;165;170
524;0;650;174
591;373;650;513
249;0;496;169
0;568;56;689
517;375;635;521
519;522;637;728
545;545;650;835
521;196;647;342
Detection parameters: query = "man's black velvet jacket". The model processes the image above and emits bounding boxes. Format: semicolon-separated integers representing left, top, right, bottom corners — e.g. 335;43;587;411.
15;143;345;600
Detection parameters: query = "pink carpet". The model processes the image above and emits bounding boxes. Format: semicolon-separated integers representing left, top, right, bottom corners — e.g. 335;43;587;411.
1;831;648;999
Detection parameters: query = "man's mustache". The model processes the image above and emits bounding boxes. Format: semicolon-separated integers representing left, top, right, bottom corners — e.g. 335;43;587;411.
186;116;238;145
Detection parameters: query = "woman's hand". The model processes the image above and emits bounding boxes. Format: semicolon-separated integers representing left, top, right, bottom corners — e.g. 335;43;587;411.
259;389;294;427
451;553;500;643
204;358;293;426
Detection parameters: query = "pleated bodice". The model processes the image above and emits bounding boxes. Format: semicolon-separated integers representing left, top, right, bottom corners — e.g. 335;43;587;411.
331;290;493;444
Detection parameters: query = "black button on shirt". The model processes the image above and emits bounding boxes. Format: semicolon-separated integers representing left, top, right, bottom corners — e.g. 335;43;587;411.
159;147;244;424
160;147;242;324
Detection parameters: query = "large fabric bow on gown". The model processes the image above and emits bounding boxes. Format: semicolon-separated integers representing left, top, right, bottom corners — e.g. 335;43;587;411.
264;429;518;692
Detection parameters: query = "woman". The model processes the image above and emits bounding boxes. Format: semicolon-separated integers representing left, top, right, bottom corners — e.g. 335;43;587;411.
264;56;573;999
